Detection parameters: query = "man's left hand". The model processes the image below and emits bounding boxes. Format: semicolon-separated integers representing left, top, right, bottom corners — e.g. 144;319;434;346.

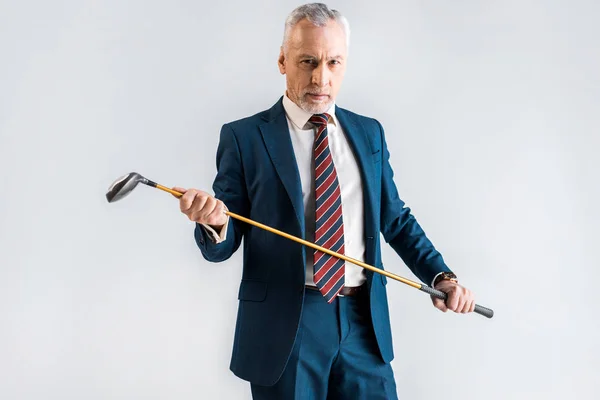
431;280;475;314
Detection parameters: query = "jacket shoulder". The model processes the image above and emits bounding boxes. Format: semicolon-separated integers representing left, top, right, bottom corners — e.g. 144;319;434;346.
223;97;284;133
336;106;383;131
224;108;270;132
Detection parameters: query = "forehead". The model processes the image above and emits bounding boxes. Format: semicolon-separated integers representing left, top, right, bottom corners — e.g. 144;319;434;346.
287;19;347;56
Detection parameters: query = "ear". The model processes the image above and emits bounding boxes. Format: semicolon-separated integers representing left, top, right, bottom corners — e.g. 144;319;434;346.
278;47;286;75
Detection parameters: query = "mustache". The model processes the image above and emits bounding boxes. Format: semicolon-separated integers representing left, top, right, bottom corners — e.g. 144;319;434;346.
304;89;330;95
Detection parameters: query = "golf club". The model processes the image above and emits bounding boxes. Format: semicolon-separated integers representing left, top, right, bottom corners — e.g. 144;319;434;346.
106;172;494;319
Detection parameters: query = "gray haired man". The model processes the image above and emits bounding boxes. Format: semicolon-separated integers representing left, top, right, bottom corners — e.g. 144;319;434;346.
177;3;476;399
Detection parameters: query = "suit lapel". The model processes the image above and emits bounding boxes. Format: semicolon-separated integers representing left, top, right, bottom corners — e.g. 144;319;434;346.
259;98;305;235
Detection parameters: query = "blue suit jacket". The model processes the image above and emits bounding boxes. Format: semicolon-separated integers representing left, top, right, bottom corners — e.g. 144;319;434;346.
194;97;451;386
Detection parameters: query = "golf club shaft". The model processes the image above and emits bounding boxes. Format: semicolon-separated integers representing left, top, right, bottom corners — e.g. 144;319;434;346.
161;185;493;319
155;184;180;195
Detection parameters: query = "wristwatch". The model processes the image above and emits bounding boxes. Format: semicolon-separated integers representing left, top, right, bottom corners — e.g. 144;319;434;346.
434;271;458;287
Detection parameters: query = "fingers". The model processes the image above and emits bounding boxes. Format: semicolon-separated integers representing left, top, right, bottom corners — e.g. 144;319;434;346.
462;298;475;314
459;288;475;314
446;288;460;312
433;281;476;314
456;296;467;314
190;196;216;223
205;200;227;226
177;189;227;226
180;189;204;213
431;296;448;312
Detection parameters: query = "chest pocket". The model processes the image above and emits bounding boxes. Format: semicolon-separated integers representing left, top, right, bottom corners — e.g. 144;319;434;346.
372;148;381;163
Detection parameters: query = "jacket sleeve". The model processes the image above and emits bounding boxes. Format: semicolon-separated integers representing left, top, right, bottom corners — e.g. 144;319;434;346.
377;119;453;285
194;123;250;262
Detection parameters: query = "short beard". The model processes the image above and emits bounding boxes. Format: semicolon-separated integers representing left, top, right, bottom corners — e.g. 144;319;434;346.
297;93;333;115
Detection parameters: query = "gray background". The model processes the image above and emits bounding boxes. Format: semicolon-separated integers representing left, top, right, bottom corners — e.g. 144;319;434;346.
1;0;598;399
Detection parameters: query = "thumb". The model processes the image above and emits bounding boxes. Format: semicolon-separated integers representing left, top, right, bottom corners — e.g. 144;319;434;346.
431;296;448;312
171;187;187;198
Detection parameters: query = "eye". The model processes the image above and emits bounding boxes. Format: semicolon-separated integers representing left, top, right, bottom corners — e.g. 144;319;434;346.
330;60;341;65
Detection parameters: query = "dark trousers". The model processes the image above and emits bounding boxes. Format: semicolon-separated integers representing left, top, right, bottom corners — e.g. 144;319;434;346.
250;287;398;399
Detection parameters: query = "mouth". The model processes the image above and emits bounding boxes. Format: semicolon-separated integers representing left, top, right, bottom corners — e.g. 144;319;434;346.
306;93;330;101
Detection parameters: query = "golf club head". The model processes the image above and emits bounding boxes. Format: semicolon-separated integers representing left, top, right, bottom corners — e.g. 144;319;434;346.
106;172;147;203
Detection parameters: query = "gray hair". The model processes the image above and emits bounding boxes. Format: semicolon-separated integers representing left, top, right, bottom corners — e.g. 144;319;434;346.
282;3;350;51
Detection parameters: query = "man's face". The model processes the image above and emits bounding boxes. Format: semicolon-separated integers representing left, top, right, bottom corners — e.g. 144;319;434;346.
278;18;347;114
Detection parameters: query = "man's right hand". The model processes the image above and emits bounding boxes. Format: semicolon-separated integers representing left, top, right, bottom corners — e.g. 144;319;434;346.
172;187;228;230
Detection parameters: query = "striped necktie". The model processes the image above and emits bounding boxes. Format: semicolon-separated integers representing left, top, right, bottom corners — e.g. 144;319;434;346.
310;113;345;303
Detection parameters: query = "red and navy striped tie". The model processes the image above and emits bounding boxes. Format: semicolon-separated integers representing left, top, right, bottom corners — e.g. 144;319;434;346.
310;113;345;303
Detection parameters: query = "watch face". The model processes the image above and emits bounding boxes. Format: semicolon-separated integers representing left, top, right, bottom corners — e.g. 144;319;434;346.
439;273;458;284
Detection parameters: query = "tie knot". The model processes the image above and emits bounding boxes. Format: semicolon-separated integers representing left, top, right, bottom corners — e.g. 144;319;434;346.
309;113;330;127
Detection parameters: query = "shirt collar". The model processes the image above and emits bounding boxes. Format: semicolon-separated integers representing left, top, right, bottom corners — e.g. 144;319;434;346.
282;93;338;130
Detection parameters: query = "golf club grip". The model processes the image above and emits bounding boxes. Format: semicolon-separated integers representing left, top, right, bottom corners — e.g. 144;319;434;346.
419;285;494;319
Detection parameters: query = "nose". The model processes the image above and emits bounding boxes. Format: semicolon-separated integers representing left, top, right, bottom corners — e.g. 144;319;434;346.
311;63;329;88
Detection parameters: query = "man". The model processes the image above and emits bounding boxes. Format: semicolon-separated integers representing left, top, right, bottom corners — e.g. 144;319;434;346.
174;3;475;399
